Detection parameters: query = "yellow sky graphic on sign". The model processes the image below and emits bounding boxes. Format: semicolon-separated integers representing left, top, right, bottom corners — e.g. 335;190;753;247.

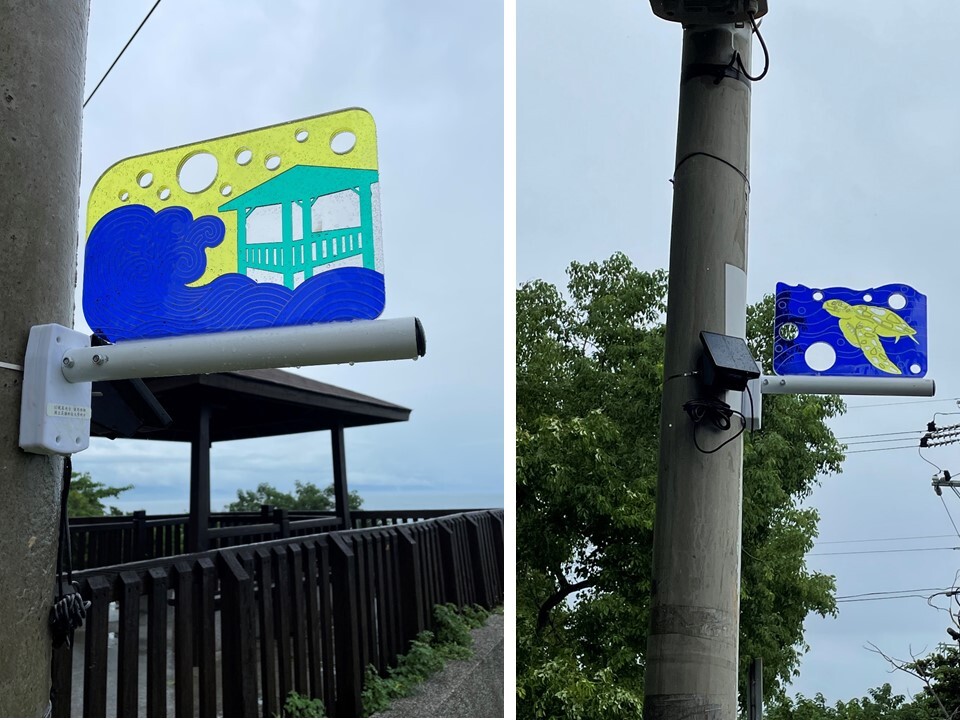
86;108;378;286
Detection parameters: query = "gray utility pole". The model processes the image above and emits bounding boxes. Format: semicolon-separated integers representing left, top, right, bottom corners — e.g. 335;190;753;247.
643;15;756;719
0;2;89;716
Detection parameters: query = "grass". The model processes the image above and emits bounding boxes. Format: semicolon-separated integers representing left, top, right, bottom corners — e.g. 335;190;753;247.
280;603;497;717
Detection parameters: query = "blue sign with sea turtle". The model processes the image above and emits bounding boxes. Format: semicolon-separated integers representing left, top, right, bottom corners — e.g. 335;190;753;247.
773;283;927;377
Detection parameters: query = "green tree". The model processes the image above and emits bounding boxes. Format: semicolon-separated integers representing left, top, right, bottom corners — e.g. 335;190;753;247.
225;480;363;512
908;643;960;717
516;253;845;716
68;472;132;517
767;684;928;720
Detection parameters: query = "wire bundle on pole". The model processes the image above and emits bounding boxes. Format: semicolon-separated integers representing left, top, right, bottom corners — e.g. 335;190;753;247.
49;456;90;649
682;397;746;454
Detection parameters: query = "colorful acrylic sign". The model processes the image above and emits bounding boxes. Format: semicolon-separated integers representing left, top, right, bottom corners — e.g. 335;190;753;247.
774;283;927;377
83;108;384;342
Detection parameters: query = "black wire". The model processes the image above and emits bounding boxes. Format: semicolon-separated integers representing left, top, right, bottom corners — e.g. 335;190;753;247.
683;398;746;454
745;383;755;434
673;151;750;190
836;429;924;441
84;0;163;109
820;534;955;545
845;444;921;454
809;546;960;557
941;495;960;540
735;13;769;82
842;436;922;447
846;398;959;411
55;456;72;590
919;446;943;474
50;456;91;651
837;595;933;603
837;587;948;599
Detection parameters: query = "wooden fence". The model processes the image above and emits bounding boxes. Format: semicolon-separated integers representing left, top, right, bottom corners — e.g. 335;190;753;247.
68;509;486;571
51;509;504;718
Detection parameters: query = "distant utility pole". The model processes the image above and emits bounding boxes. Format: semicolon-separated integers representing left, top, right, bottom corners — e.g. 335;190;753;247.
0;3;89;716
644;4;760;717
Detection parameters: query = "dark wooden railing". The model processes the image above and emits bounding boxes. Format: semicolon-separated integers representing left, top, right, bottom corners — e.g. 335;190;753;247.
52;509;504;718
68;508;487;571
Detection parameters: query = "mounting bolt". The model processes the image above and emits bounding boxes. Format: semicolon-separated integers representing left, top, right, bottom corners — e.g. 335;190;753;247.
61;357;74;368
92;354;107;366
779;378;786;386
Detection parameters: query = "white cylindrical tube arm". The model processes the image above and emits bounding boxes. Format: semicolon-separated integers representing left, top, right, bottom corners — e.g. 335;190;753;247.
760;374;935;397
61;317;426;383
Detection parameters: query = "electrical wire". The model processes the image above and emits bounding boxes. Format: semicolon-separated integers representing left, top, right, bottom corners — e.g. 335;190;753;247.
919;446;943;473
84;0;163;109
845;398;959;411
836;429;925;441
836;587;949;600
735;13;769;82
673;152;750;190
818;534;956;545
808;547;959;557
845;444;920;454
842;437;922;447
682;397;746;454
837;594;934;604
947;495;960;540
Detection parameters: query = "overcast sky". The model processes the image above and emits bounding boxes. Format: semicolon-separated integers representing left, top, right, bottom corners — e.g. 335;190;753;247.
76;1;503;513
520;0;960;703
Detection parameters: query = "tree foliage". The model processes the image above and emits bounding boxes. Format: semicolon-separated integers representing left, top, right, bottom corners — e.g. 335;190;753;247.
908;643;960;717
767;684;928;720
225;480;363;512
68;472;131;517
766;640;960;719
516;253;846;716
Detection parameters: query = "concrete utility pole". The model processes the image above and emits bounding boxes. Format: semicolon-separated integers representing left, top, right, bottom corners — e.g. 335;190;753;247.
0;2;89;716
643;16;756;719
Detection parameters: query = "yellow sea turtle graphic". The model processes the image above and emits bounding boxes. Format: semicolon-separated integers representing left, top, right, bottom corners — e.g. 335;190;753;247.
822;299;918;375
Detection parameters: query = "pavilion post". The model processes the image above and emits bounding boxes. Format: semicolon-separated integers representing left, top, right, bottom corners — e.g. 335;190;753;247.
331;426;352;530
188;403;212;552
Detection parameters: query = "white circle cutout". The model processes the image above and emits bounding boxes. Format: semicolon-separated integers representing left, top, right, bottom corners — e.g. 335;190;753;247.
805;342;836;372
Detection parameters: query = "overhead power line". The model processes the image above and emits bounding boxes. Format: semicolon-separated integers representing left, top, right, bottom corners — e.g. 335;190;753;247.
818;534;956;545
835;429;925;441
808;546;959;557
845;397;959;411
836;587;948;600
837;594;936;603
842;437;922;447
845;444;919;454
84;0;162;109
942;495;960;540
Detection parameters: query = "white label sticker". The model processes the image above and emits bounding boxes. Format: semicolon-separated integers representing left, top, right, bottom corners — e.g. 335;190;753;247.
47;404;92;419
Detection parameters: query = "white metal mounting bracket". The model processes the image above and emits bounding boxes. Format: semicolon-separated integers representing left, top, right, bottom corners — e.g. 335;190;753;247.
19;317;426;456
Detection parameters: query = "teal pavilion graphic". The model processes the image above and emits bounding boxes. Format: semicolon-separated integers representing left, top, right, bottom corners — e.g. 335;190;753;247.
773;283;927;377
83;109;386;342
219;165;380;290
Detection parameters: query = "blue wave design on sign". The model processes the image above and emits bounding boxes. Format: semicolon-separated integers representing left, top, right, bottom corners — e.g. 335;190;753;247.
83;204;385;342
773;282;927;377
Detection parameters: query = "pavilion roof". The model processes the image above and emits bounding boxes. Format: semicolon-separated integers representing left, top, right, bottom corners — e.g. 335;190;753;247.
91;368;410;443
